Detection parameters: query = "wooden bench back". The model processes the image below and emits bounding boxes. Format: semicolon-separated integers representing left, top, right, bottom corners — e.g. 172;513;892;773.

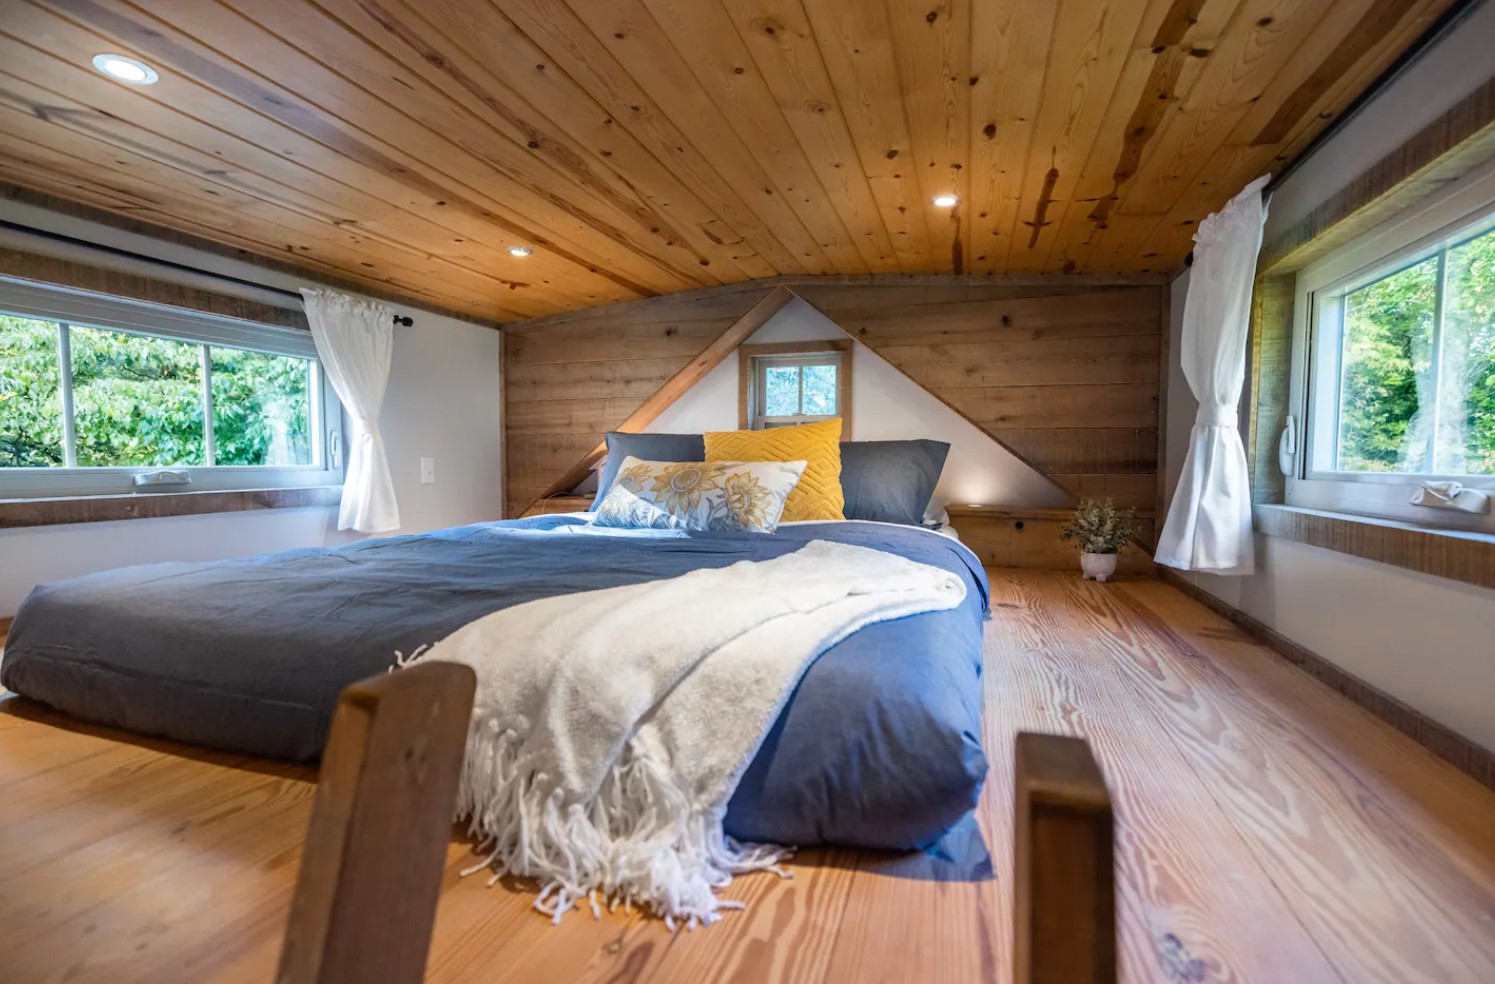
276;662;476;984
1014;731;1117;984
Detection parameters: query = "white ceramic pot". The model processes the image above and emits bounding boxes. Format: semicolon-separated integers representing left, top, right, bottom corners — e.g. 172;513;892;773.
1080;552;1118;583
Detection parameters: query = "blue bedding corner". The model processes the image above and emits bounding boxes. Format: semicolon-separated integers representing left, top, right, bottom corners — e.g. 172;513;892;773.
1;515;990;851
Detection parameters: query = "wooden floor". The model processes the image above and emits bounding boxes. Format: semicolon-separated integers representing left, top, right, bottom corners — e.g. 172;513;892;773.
2;570;1494;984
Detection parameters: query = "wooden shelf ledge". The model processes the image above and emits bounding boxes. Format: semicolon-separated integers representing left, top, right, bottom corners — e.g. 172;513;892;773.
1254;504;1495;591
947;503;1156;574
0;485;341;529
947;503;1156;521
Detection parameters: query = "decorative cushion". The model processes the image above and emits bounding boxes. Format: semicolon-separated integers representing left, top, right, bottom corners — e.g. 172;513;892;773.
592;456;807;533
704;419;845;522
592;432;705;509
839;440;951;525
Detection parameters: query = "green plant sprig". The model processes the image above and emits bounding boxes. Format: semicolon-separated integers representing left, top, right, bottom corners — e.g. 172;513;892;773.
1059;498;1142;555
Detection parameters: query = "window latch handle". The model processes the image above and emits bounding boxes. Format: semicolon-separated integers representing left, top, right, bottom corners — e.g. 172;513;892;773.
1278;415;1297;476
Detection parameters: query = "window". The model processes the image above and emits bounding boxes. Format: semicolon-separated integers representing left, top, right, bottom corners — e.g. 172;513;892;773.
1292;173;1495;529
740;341;851;432
0;278;342;498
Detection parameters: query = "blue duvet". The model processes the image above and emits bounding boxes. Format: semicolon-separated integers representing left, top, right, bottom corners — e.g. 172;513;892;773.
1;516;990;850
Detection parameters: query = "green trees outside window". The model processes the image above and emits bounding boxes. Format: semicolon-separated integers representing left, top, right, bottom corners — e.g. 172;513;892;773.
1;313;314;471
1333;225;1495;476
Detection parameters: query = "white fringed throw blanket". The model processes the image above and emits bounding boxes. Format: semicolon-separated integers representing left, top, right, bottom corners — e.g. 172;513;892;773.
407;539;966;928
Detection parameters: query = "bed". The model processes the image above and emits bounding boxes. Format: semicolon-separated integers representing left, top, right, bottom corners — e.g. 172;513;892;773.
0;514;989;851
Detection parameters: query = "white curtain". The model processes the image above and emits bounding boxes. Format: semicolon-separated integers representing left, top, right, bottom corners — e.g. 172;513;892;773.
1155;175;1270;575
301;289;401;533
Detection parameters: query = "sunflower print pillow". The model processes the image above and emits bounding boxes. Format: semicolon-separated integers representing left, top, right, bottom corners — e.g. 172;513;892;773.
592;456;808;533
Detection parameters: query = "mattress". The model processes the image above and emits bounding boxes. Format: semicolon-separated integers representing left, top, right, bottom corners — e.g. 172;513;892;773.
0;515;990;850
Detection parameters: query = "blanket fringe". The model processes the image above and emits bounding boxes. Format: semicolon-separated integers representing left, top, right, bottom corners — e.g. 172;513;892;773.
455;713;793;929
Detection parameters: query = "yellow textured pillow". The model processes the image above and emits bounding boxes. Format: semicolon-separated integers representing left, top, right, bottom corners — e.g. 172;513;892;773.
704;418;844;522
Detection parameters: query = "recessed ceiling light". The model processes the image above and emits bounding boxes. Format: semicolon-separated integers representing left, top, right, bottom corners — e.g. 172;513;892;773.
92;53;159;85
509;246;533;257
932;194;959;208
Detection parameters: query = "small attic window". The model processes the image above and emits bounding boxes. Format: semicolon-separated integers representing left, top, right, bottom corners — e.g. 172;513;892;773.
739;340;852;434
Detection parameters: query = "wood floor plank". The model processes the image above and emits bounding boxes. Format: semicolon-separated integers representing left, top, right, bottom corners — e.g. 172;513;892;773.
3;571;1494;983
1053;574;1495;982
982;572;1341;984
1112;579;1495;983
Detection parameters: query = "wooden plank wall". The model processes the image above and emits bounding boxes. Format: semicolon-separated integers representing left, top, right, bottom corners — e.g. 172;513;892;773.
798;282;1164;511
504;279;1164;518
503;285;771;515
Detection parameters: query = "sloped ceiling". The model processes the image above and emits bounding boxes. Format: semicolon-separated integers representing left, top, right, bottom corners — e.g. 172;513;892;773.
0;0;1459;320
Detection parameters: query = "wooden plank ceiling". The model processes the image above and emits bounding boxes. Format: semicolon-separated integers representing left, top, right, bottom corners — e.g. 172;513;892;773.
0;0;1457;321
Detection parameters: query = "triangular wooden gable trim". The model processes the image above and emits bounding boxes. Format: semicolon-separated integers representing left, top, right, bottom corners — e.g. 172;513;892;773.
532;286;795;504
512;280;1162;521
789;292;1078;506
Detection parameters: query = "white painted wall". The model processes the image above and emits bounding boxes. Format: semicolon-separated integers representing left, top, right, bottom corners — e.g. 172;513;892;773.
0;204;503;616
1164;268;1495;751
646;296;1070;511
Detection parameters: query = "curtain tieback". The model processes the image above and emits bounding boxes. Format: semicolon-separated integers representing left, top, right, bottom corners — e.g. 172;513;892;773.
1196;405;1238;428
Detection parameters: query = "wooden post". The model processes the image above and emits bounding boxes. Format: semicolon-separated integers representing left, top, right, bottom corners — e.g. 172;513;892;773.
1014;732;1116;984
276;662;476;984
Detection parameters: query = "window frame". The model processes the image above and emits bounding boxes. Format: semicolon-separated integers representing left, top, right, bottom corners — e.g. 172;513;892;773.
738;340;853;434
1;277;343;499
1288;161;1495;532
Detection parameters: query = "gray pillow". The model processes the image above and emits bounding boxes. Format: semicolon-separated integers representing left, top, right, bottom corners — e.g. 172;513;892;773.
592;432;705;508
839;440;950;525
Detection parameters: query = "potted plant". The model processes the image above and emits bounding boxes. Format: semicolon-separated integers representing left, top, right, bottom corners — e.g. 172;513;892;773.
1060;499;1141;583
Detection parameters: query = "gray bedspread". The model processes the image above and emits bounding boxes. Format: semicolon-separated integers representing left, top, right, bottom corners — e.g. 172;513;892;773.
1;515;990;850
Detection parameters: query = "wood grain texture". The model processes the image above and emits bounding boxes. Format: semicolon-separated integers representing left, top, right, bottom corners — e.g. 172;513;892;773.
1259;73;1495;275
0;485;341;529
504;279;1165;517
1157;566;1495;790
3;571;1495;982
1254;503;1495;590
502;284;778;514
518;495;595;518
530;286;795;510
0;244;305;329
0;0;1458;318
277;663;475;984
1246;273;1294;505
1013;732;1116;984
949;511;1157;576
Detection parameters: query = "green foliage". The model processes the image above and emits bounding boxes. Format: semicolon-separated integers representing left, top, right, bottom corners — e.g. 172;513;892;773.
0;316;64;467
69;324;206;467
802;363;837;415
0;314;312;470
764;365;799;416
1060;499;1141;555
210;347;313;466
1338;227;1495;476
761;360;838;418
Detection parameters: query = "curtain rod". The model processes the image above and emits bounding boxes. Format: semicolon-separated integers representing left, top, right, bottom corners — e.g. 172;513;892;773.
1261;0;1485;199
0;218;414;327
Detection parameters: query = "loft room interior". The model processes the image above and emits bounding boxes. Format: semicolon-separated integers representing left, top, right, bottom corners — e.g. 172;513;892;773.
0;0;1493;981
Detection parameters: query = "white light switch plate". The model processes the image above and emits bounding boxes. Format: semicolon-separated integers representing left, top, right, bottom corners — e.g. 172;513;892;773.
420;457;436;485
